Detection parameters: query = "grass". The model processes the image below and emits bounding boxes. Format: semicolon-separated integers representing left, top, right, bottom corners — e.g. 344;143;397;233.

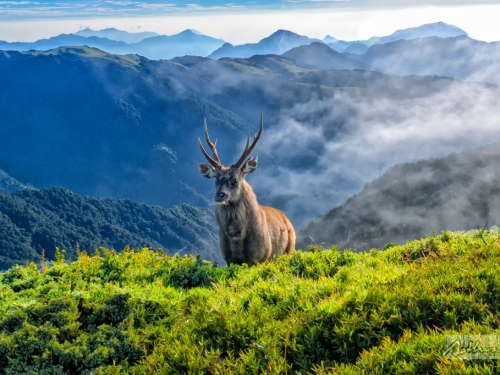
0;230;499;374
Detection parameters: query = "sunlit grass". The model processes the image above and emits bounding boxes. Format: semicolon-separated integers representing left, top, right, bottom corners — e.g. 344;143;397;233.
1;230;499;373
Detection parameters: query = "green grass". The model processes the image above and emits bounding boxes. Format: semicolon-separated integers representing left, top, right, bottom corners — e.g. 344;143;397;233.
1;230;500;374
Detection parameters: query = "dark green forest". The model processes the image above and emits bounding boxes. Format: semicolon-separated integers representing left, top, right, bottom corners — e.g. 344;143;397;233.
0;186;220;270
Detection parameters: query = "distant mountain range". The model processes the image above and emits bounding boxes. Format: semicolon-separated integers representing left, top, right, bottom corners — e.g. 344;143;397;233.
1;22;492;85
0;169;220;269
207;22;468;58
0;29;225;60
74;27;160;43
377;22;467;44
208;29;321;59
299;142;500;250
0;23;499;267
283;35;500;85
282;42;366;70
0;22;471;61
357;36;500;85
324;22;467;54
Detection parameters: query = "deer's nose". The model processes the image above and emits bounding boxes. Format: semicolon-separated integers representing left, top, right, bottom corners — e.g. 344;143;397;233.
214;192;227;202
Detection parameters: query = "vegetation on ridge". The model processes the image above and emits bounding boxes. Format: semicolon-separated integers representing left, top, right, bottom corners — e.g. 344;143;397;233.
0;186;220;270
0;230;499;373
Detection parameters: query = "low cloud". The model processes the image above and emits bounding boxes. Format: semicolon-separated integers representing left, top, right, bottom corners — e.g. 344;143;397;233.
252;82;500;206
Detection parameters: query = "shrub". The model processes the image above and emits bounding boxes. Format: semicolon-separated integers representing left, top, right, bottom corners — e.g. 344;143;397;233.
0;231;499;373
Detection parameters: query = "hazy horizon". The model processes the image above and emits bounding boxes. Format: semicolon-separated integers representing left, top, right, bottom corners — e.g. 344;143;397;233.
0;3;500;44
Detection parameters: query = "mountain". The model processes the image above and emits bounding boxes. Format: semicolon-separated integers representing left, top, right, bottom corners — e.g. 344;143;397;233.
208;30;322;59
343;43;369;55
299;142;500;250
0;186;220;270
324;22;466;53
2;46;500;229
0;29;225;60
0;34;129;53
325;40;352;53
283;42;366;70
0;47;253;210
74;27;160;43
285;35;500;86
322;35;339;44
131;29;225;60
377;22;468;44
326;36;380;53
358;35;500;85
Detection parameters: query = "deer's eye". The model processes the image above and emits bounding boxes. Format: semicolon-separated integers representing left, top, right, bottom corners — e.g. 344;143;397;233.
230;180;238;188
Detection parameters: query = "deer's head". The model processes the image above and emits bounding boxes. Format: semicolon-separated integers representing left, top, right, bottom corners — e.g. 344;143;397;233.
198;114;263;204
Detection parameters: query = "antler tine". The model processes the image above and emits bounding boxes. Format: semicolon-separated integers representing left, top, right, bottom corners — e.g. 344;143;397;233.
204;118;221;165
199;118;222;168
232;112;264;168
198;138;220;168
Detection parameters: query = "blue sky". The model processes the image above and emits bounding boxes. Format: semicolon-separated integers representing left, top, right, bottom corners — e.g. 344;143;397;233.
1;1;500;43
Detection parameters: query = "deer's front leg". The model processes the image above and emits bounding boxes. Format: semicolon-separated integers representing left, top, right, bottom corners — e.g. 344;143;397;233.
219;229;233;265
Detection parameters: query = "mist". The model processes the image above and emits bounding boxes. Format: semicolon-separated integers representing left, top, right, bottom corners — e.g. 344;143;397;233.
250;81;500;227
298;139;500;250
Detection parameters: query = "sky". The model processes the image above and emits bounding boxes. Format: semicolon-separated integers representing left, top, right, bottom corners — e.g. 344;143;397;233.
0;1;500;44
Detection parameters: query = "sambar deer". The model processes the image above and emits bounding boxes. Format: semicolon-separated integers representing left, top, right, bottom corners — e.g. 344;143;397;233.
198;113;295;266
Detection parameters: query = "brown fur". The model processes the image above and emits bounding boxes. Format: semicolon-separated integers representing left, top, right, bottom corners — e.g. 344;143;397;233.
214;178;295;266
198;114;295;266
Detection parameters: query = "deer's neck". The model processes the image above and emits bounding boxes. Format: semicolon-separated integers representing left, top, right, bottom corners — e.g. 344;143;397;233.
215;180;260;228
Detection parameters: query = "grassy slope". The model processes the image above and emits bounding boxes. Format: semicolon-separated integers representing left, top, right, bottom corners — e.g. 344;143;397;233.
1;231;499;374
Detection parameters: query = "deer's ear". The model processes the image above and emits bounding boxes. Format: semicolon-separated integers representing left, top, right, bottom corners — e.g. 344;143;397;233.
198;163;216;179
242;156;258;175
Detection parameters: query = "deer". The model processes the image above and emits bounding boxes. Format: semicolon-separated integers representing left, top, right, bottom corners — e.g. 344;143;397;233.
198;113;295;266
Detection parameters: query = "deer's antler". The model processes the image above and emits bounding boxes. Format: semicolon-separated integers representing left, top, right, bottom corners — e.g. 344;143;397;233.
198;118;222;168
232;112;263;168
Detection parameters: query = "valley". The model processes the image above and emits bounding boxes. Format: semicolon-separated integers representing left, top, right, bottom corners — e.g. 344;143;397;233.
0;21;499;266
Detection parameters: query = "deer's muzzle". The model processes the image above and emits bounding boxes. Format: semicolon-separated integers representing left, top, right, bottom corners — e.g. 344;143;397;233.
214;192;228;203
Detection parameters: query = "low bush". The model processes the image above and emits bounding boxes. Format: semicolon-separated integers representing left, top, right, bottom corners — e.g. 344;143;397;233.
1;230;499;374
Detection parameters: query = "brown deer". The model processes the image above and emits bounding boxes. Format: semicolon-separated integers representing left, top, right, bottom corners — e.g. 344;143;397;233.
198;113;295;266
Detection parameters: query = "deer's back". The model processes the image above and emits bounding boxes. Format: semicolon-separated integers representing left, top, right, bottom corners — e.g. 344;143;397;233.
261;205;296;258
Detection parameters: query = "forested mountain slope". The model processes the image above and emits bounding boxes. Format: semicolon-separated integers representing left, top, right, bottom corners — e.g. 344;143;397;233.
0;47;253;209
300;142;500;250
1;47;500;227
0;186;220;270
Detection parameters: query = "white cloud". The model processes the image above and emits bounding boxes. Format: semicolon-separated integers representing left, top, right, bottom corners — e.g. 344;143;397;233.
251;82;500;200
0;1;31;4
185;3;245;11
136;3;176;9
